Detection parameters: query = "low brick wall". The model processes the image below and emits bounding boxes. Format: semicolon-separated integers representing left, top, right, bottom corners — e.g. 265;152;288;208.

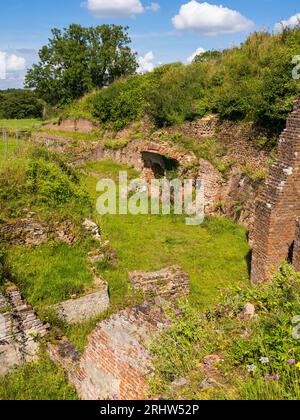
129;266;190;300
52;288;110;324
43;118;97;133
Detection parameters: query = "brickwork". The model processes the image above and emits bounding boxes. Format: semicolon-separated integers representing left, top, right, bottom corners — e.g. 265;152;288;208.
67;302;168;400
129;266;190;300
0;286;48;376
293;219;300;272
251;98;300;283
43;118;97;133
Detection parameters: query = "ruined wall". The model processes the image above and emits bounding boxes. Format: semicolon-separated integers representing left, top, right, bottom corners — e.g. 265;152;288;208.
293;219;300;272
68;303;167;400
48;266;189;400
251;98;300;283
129;266;189;300
52;288;109;324
43;118;97;133
0;286;48;376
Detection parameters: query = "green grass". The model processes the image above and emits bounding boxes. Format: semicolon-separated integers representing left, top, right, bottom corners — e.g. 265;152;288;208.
7;241;94;310
0;119;43;130
0;137;19;158
82;160;250;309
37;128;102;142
0;354;78;400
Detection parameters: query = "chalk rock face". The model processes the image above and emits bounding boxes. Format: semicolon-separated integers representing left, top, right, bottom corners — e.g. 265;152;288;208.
128;265;190;300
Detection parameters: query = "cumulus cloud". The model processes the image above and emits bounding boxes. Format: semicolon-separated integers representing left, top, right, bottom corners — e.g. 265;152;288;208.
138;51;155;73
172;1;254;36
84;0;160;17
0;52;26;78
187;47;206;63
274;13;300;32
6;54;26;72
84;0;144;17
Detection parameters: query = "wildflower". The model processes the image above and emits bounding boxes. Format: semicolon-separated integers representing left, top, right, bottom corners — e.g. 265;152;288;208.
265;374;280;381
296;362;300;371
288;359;296;365
247;364;256;373
259;357;270;365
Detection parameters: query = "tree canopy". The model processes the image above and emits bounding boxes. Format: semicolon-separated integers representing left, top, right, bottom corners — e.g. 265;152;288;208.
25;24;138;105
0;89;44;119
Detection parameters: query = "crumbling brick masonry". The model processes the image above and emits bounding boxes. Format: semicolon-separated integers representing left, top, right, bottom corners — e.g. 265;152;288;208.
129;266;190;300
251;98;300;283
0;286;48;376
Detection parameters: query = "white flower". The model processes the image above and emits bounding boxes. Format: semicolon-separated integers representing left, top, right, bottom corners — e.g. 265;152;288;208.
247;364;257;373
259;357;270;365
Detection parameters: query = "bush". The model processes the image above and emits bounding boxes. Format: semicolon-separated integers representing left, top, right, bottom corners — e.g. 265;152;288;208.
91;75;149;130
147;63;207;127
0;145;89;217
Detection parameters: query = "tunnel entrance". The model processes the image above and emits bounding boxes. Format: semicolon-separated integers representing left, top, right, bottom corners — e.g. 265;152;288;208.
141;151;179;181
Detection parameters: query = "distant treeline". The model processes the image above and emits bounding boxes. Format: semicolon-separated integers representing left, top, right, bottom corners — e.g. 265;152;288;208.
0;89;44;119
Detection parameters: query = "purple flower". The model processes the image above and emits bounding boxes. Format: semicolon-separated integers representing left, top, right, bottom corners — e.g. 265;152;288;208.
265;374;280;381
288;359;296;365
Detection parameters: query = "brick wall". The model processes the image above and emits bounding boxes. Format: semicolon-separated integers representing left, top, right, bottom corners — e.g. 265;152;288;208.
68;303;167;400
128;266;190;300
251;98;300;283
0;286;48;376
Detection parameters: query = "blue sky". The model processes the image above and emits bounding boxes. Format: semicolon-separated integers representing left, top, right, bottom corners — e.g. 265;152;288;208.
0;0;300;89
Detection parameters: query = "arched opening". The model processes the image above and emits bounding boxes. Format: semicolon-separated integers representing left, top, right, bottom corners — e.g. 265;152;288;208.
141;151;179;181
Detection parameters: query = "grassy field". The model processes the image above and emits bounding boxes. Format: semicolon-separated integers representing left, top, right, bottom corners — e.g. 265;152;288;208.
0;119;43;129
0;137;19;157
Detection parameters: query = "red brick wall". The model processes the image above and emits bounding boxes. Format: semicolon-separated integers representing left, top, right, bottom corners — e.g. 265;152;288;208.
251;98;300;283
68;304;166;400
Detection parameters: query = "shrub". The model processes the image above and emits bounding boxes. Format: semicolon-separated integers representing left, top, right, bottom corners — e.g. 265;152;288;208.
91;75;148;130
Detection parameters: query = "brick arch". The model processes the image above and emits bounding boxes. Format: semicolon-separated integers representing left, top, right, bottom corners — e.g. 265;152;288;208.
251;98;300;283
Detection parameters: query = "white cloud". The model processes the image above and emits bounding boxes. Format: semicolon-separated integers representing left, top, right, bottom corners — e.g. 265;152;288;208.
274;13;300;32
187;47;206;63
6;54;26;72
146;2;160;12
138;51;155;73
172;1;254;36
0;52;26;79
84;0;144;17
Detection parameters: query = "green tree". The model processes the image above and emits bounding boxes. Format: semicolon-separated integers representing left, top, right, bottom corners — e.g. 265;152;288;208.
0;89;44;119
25;24;138;105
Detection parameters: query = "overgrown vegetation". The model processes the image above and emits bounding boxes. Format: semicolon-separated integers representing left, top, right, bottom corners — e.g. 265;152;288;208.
150;264;300;400
0;354;78;400
71;27;300;136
